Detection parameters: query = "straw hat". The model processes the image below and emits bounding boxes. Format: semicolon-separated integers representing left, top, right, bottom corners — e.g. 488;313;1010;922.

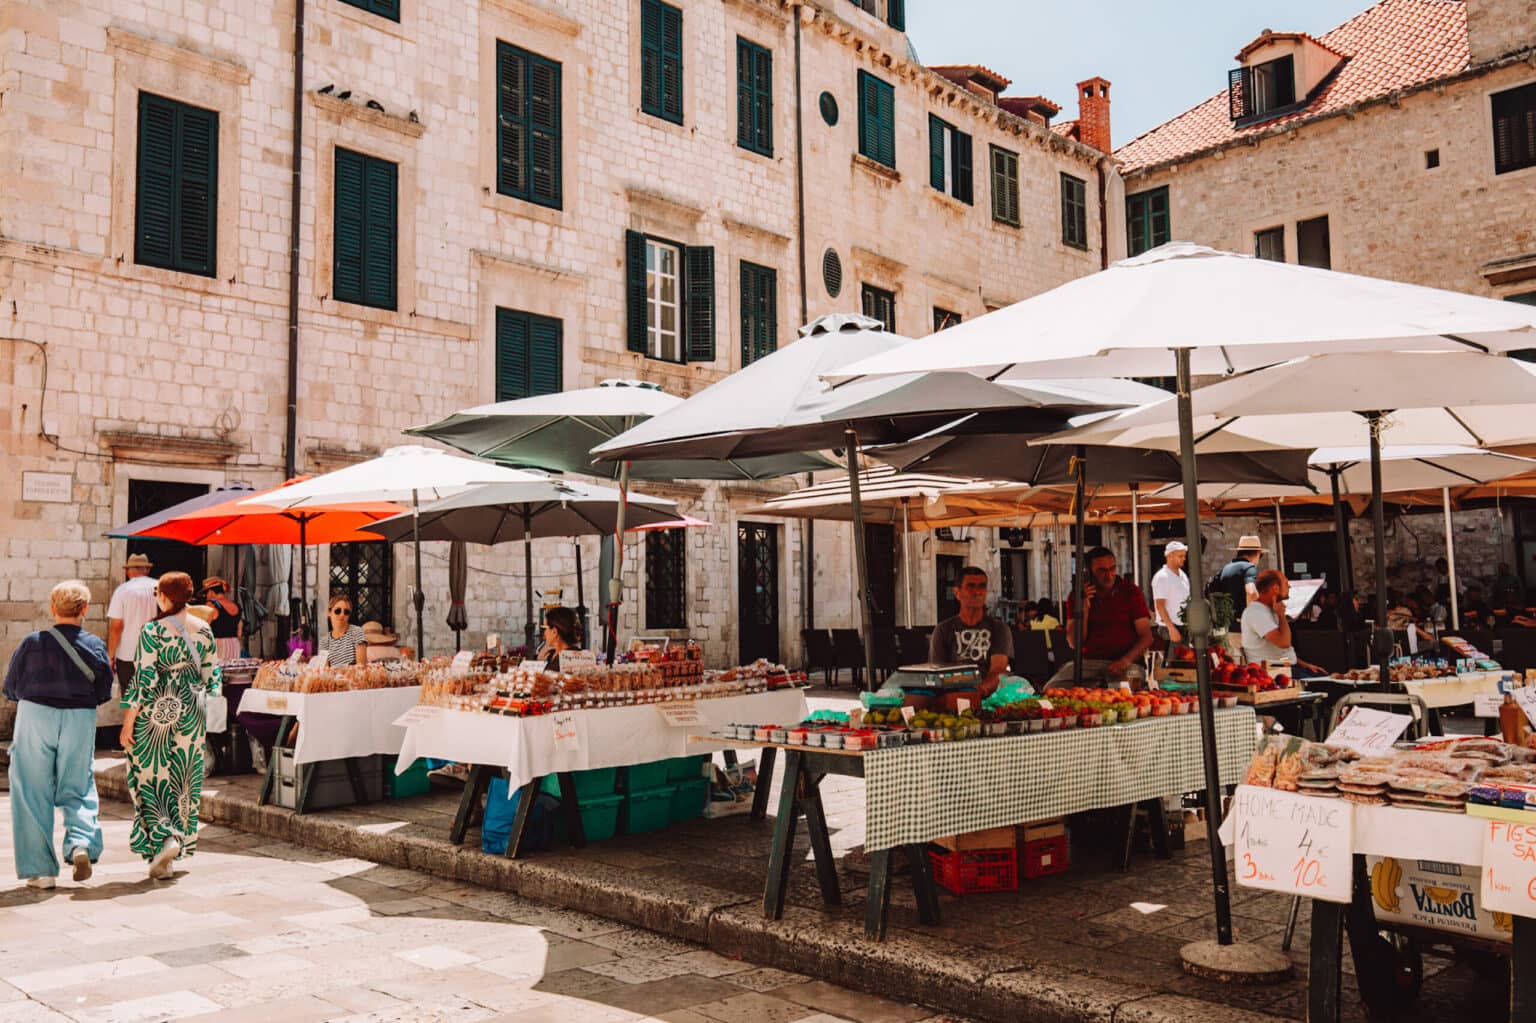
202;576;228;593
362;621;398;644
186;604;216;624
125;553;153;569
1234;534;1266;552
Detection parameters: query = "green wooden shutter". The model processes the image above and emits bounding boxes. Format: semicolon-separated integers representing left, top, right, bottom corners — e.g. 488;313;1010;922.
684;246;714;362
660;2;683;123
753;45;772;155
496;42;527;198
736;39;753;150
135;94;177;270
626;230;648;354
176;104;218;275
736;39;772;156
340;0;400;21
876;78;894;167
528;54;561;208
529;315;562;395
333;148;365;304
928;115;945;191
952;129;973;204
362;156;397;309
641;0;663;117
740;262;777;365
886;0;905;30
858;72;894;168
495;308;530;401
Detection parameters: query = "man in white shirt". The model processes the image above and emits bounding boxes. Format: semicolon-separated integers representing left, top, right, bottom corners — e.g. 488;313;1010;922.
1151;541;1191;646
1241;569;1324;673
106;553;158;704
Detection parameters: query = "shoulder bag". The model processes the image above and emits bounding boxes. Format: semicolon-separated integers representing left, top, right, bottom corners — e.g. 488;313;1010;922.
161;617;212;728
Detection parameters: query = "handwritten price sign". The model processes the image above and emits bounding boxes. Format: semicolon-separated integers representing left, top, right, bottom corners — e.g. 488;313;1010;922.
550;711;581;754
1480;820;1536;917
656;702;704;728
1231;784;1353;903
1326;707;1412;756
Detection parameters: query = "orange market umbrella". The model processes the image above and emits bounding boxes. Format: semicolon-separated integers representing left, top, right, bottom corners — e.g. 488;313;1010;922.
130;477;406;628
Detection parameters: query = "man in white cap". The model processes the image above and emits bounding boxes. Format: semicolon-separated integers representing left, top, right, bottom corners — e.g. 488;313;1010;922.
106;553;158;717
1151;541;1191;647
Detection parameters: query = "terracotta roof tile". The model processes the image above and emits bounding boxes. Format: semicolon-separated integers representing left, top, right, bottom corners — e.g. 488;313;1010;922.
927;63;1013;92
1053;119;1080;139
1116;0;1470;174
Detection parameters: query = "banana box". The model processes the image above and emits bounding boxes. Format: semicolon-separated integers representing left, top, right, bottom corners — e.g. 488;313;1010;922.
1365;856;1513;941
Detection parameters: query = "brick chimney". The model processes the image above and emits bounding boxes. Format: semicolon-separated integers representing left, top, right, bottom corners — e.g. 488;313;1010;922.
1076;77;1111;153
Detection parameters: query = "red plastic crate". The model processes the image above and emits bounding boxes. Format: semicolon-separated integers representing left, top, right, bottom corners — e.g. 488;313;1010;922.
927;845;1018;894
1021;834;1069;879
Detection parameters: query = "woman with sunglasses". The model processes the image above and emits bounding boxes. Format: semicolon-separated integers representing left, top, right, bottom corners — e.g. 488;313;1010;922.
318;595;366;668
540;607;583;671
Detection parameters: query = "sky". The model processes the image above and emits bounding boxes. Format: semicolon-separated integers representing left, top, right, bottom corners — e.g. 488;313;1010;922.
904;0;1373;148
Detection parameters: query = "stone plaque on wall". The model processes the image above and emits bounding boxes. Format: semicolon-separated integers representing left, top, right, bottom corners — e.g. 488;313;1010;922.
21;471;72;503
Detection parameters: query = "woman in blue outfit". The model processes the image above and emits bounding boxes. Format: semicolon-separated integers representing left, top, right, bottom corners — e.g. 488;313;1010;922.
4;580;115;889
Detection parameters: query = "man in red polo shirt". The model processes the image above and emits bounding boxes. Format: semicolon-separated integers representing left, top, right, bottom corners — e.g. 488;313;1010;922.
1049;546;1153;688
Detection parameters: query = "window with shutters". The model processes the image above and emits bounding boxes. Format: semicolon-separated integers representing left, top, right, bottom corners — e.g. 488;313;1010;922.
1254;226;1285;262
927;115;973;204
861;284;896;333
332;147;398;310
496;42;561;209
857;71;895;169
135;92;218;278
1492;82;1536;176
989;145;1019;227
494;308;562;402
740;262;777;366
625;232;715;364
641;0;684;124
1229;55;1296;123
645;528;687;630
736;38;772;157
933;307;961;332
338;0;400;22
1060;173;1087;249
847;0;903;29
1125;186;1169;257
1297;215;1331;269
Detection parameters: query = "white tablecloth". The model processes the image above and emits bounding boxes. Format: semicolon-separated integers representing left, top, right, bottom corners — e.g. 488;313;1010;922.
394;689;810;792
1219;795;1485;864
236;686;422;764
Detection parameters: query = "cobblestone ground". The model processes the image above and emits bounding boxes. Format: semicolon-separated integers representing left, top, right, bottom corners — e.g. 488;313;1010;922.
0;799;953;1023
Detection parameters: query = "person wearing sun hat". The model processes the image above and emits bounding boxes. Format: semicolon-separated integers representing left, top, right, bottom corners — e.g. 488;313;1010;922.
200;577;243;661
358;621;403;664
1216;535;1265;608
106;553;158;714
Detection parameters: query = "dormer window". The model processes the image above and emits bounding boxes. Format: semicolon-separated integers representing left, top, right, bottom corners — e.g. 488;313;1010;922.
1230;55;1296;122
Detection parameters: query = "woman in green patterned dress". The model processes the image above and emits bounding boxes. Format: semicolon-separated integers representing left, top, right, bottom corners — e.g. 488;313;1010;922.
118;572;222;880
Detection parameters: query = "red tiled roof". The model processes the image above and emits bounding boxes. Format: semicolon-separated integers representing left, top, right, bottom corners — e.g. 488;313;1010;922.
1116;0;1470;174
927;63;1013;92
1235;30;1348;62
1053;119;1080;139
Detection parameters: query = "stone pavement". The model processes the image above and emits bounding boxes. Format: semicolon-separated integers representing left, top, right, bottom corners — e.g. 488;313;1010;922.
0;797;946;1023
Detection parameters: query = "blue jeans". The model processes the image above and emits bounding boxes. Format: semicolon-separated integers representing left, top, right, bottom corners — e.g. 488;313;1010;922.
9;701;103;880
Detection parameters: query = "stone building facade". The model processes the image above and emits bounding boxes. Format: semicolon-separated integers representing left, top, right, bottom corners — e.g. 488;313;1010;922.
1111;0;1536;597
0;0;1118;664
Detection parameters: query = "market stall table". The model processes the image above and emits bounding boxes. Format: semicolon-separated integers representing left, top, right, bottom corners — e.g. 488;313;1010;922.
238;686;422;812
393;688;810;853
710;705;1258;939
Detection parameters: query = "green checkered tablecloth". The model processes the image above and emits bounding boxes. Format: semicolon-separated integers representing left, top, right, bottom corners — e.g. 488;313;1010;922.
861;707;1257;851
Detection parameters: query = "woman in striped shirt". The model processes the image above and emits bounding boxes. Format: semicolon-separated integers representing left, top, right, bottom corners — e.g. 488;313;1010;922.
319;595;366;667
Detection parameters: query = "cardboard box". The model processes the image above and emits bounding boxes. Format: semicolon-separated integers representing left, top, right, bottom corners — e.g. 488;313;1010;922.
1019;818;1066;843
933;826;1016;852
1364;855;1512;942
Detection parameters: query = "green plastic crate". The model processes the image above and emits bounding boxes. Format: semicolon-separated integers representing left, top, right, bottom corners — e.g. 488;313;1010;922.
670;777;708;823
622;785;675;834
623;761;671;792
553;793;623;846
386;756;431;799
665;755;710;783
539;767;618;800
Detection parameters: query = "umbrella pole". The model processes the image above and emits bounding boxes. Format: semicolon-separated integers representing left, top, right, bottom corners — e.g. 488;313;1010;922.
901;498;913;626
1072;446;1085;685
608;460;630;666
1130;484;1140;588
1369;414;1392;683
1329;467;1349;614
846;429;877;691
413;489;425;660
1273;500;1285;573
1443;486;1459;631
575;540;588;648
524;508;536;651
299;517;308;638
1175;348;1235;947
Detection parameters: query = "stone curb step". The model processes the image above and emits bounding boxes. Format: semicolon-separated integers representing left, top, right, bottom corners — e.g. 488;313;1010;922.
93;766;1285;1023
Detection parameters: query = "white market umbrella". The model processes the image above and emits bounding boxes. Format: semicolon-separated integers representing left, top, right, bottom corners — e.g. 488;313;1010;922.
819;243;1536;957
241;445;553;657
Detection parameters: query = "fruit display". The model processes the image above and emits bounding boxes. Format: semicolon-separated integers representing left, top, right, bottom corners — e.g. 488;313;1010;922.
1242;734;1536;812
253;656;447;693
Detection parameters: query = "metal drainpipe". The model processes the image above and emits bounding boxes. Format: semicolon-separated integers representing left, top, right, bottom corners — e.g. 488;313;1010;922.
1096;157;1109;270
284;0;305;480
794;4;814;632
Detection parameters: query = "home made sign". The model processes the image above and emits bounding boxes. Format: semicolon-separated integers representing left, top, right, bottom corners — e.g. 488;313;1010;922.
1231;785;1353;903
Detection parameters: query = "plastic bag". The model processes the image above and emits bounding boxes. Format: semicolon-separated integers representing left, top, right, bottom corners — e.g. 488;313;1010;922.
482;776;558;855
982;676;1036;709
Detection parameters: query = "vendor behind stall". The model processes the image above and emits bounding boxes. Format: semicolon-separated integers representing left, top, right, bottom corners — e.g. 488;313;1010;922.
540;607;583;671
1241;570;1324;674
1051;547;1152;687
928;566;1011;695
